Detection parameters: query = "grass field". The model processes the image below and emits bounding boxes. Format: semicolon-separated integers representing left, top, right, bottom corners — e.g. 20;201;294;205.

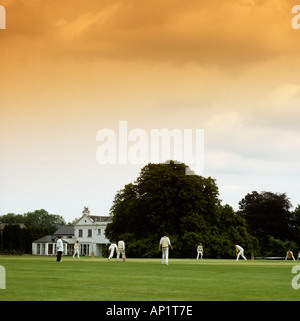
0;255;300;301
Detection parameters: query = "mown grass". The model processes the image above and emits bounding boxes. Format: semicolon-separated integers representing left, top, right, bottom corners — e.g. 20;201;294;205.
0;255;299;301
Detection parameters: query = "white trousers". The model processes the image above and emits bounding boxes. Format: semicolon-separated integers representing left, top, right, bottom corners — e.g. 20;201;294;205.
196;251;203;259
162;247;169;265
108;249;115;260
73;249;80;258
117;249;125;261
236;250;247;261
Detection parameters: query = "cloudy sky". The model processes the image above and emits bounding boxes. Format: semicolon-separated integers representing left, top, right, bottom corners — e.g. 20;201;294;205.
1;0;300;222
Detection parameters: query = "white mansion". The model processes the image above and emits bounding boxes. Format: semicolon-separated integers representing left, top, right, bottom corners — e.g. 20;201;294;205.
32;207;113;257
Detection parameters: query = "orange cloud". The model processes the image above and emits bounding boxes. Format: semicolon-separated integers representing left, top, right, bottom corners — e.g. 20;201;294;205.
2;0;298;67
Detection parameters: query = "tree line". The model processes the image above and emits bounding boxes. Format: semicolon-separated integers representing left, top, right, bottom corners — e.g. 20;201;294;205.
0;209;66;254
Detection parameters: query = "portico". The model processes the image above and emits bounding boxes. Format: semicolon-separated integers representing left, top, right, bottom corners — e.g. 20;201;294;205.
32;235;68;256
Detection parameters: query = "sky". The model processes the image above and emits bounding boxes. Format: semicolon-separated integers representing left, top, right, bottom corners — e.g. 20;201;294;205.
1;0;300;223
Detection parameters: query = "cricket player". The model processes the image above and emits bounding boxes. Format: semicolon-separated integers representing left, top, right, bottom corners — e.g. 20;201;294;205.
235;244;247;261
56;236;63;262
196;243;203;259
108;242;118;261
117;239;126;262
159;232;173;265
73;241;80;259
285;250;296;261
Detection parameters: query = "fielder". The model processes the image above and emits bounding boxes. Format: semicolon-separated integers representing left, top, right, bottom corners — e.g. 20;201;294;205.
235;244;247;261
117;239;126;262
108;242;118;261
159;232;173;265
285;250;296;261
196;243;203;259
73;241;80;259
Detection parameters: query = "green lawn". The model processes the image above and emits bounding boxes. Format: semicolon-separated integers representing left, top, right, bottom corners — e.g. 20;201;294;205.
0;255;299;301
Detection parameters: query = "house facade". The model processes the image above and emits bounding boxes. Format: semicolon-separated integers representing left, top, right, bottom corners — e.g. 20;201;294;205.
74;207;112;256
32;207;113;257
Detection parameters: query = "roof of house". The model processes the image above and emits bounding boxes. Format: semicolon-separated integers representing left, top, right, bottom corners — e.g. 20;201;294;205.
89;215;113;223
33;235;55;243
54;226;74;235
0;223;26;230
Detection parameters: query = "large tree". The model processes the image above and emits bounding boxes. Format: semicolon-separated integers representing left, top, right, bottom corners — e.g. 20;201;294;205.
238;191;294;240
293;204;300;237
105;161;258;258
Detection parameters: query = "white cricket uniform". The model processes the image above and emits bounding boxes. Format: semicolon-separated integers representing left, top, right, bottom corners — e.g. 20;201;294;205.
56;238;63;262
160;236;171;265
56;238;63;252
117;241;125;261
108;243;118;260
285;251;296;261
236;245;247;261
196;245;203;259
73;243;80;258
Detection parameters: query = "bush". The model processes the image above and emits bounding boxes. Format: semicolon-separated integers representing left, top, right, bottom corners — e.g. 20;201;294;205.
264;236;298;257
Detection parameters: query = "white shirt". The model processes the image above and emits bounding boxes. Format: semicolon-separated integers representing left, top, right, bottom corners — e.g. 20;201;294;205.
109;243;118;251
57;238;63;251
236;245;243;251
118;241;125;250
160;236;171;248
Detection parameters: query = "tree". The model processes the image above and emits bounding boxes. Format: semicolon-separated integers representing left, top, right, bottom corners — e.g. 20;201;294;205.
238;191;297;255
23;209;66;234
238;191;294;240
2;225;26;254
0;209;66;234
0;210;63;254
293;204;300;231
0;213;24;224
106;161;259;258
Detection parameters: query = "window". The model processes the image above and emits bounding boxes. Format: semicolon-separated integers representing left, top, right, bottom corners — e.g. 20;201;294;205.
98;229;101;235
78;229;83;237
88;229;92;237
